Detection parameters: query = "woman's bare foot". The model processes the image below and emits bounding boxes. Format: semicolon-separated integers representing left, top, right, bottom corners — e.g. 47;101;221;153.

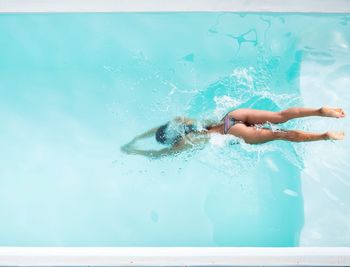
320;107;346;118
326;131;345;140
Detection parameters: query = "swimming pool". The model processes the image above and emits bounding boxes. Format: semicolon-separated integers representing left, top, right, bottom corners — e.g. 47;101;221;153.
0;0;350;265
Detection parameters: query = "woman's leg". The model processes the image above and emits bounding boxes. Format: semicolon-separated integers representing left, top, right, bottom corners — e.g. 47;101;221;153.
228;123;345;144
230;107;345;125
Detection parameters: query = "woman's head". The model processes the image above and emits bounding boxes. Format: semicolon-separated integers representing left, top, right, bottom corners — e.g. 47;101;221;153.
155;123;172;144
155;120;197;145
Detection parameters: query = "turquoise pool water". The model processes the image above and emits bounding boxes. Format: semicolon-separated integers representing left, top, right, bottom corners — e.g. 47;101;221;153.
0;13;349;247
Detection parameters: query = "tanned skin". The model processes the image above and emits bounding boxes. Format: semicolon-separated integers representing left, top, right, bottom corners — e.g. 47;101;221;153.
121;107;345;158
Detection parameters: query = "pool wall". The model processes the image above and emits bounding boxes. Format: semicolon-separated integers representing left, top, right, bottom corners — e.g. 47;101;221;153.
0;0;349;266
0;0;350;13
0;247;350;266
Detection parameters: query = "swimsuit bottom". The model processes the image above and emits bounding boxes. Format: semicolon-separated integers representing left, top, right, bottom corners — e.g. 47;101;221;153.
223;114;236;134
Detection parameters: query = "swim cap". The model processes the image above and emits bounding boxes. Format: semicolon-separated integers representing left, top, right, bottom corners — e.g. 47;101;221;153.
155;120;196;145
155;123;170;144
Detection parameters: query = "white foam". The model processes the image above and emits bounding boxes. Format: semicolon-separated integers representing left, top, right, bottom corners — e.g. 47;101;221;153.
213;95;241;119
209;133;228;148
266;158;279;172
283;189;299;197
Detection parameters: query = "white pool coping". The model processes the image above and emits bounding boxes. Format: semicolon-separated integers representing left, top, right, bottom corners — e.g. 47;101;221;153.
0;247;349;266
0;0;350;13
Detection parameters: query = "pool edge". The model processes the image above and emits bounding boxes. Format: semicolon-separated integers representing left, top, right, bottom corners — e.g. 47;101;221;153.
0;0;350;13
0;247;349;266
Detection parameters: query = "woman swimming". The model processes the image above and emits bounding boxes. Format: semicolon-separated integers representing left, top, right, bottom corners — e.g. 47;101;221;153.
121;107;345;158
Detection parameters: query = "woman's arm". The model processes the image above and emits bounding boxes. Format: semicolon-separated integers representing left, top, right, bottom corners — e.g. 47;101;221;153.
173;116;197;126
121;146;178;159
121;140;187;159
121;126;162;150
133;127;160;139
121;133;210;159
